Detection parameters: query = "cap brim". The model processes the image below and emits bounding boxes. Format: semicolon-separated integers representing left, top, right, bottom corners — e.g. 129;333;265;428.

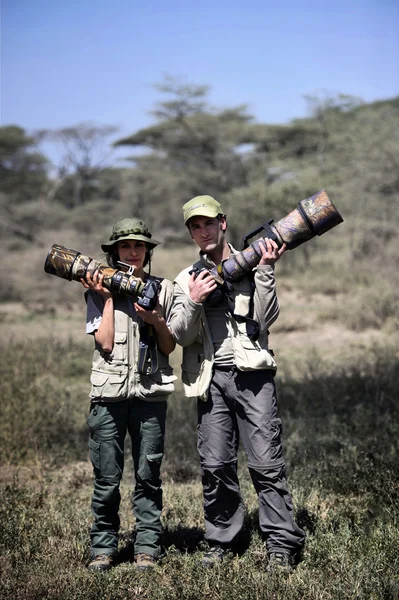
101;234;160;252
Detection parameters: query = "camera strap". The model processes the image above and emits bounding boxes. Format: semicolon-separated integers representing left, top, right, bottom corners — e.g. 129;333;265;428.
138;324;159;375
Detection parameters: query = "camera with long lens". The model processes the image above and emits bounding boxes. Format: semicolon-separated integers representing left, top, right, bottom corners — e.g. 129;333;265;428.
196;189;344;288
44;244;160;310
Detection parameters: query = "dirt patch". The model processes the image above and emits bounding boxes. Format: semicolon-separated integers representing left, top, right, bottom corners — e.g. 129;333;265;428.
274;321;391;352
1;295;396;364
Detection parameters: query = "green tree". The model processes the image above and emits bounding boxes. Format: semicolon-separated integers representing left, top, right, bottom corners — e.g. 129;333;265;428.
114;77;263;234
0;126;48;202
303;91;364;173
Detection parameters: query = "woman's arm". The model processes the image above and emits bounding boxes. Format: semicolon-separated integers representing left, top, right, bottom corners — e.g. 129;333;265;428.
81;270;115;353
94;296;115;353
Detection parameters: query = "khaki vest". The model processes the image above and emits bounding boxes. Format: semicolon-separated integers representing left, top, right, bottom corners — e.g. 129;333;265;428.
175;261;276;401
89;279;176;403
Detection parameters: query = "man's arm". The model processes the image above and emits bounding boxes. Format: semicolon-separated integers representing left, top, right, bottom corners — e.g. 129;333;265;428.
253;238;286;333
169;279;204;347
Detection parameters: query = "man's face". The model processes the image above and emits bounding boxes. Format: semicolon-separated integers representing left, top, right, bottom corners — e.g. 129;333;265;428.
188;215;227;255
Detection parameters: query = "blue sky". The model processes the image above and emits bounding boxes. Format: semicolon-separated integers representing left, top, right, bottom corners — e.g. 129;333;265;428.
1;0;398;162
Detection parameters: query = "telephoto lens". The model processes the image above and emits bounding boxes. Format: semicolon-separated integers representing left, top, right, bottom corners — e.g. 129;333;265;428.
44;244;146;298
222;189;343;282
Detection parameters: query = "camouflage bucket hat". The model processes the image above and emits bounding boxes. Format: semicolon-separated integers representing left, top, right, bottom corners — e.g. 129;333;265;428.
182;195;224;225
101;218;161;252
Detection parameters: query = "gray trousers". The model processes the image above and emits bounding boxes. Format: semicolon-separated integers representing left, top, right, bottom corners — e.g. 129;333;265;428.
87;398;167;558
197;367;305;554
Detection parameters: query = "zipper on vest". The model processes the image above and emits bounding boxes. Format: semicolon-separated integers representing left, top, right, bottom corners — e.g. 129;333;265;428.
131;322;138;392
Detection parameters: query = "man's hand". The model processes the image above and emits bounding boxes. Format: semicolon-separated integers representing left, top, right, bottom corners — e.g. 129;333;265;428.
259;238;287;266
80;270;112;300
188;270;218;304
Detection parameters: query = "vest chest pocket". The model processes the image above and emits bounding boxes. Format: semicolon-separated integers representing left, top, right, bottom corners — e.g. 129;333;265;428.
106;331;128;365
90;370;128;400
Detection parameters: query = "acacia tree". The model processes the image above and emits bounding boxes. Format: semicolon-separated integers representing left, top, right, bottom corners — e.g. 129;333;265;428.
114;77;263;234
40;123;119;207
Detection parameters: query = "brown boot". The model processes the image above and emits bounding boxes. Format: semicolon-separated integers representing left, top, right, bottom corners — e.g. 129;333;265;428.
267;551;295;573
134;553;157;571
88;553;113;572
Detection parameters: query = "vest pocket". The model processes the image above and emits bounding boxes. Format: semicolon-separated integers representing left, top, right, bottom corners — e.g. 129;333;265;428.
89;370;128;400
106;331;127;365
182;347;204;376
136;368;177;400
232;335;276;371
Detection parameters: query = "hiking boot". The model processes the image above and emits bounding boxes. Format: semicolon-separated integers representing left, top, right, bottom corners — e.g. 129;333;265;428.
88;553;113;572
201;545;229;567
267;551;295;573
134;553;156;571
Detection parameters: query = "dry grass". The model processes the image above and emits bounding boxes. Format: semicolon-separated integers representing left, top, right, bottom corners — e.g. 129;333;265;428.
1;224;399;599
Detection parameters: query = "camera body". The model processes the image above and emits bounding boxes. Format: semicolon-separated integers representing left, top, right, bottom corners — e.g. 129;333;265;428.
136;279;162;310
44;244;159;310
189;266;226;307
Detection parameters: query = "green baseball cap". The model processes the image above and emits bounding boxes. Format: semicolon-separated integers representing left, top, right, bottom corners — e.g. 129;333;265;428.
101;217;161;252
182;195;224;225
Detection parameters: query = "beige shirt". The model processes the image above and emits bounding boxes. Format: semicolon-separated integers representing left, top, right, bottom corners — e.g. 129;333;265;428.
170;246;280;399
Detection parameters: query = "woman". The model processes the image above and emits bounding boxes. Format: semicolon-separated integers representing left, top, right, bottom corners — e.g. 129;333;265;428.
81;217;176;572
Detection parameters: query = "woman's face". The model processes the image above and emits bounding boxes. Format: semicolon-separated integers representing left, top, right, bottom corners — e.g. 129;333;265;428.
117;239;147;275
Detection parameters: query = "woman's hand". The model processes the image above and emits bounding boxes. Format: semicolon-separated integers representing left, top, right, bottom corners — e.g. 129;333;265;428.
135;302;176;355
80;270;112;300
134;302;164;325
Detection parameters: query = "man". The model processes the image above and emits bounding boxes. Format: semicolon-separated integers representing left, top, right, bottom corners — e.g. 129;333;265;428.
169;195;305;570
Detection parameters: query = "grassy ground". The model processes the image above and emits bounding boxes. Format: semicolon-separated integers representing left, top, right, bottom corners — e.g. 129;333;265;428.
1;237;399;599
1;473;398;600
1;330;398;599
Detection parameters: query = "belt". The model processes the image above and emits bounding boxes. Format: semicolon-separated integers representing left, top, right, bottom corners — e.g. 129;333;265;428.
213;364;236;372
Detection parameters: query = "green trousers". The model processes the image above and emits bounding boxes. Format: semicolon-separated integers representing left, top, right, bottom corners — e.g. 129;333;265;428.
87;398;167;558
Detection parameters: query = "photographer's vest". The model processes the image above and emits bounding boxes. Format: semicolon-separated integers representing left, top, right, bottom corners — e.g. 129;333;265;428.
89;283;176;403
175;259;277;401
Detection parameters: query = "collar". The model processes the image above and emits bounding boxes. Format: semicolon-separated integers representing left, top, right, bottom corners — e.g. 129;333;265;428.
199;243;238;269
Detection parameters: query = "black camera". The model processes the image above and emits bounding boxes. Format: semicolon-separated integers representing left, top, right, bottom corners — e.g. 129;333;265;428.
136;279;161;311
189;266;227;307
